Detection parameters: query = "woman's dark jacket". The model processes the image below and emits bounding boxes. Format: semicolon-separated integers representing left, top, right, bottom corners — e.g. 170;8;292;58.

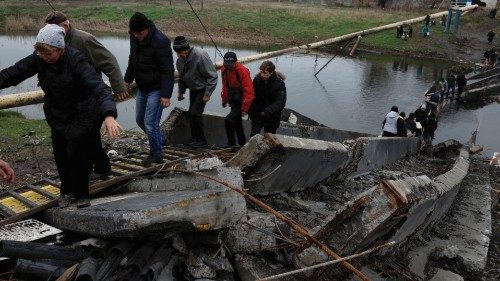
0;47;117;139
124;23;174;98
250;72;286;120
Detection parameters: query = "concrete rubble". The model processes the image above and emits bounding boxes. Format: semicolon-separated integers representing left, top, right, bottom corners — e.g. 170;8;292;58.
1;109;497;281
44;164;247;237
226;133;349;195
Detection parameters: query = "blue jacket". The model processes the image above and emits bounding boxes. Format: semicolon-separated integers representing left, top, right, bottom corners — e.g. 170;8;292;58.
124;23;175;98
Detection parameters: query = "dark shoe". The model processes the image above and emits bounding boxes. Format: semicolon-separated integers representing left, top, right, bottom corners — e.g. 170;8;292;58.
190;141;208;148
76;198;91;208
89;171;110;181
141;155;164;165
58;194;73;208
184;139;197;146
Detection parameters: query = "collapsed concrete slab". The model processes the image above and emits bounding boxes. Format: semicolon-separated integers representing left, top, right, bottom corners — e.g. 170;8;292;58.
407;156;491;280
161;107;370;145
226;134;349;195
44;167;246;237
309;149;470;257
352;137;420;176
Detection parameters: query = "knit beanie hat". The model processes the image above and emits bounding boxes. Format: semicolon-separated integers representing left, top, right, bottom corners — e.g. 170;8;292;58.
129;12;151;32
173;36;190;51
36;24;66;49
45;11;68;25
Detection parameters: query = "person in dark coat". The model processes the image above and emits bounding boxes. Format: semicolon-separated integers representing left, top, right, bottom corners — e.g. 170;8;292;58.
446;74;456;98
422;113;438;146
124;12;175;165
487;30;495;44
424;15;431;26
456;74;467;97
406;112;417;136
0;24;121;208
397;112;407;137
220;52;254;147
249;61;286;137
45;11;129;180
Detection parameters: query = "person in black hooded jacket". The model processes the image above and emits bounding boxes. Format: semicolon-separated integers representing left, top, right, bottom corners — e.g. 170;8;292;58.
0;24;121;208
249;61;286;137
124;12;175;165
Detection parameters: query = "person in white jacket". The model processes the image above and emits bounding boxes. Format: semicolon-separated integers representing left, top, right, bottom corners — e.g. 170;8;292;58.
382;106;402;137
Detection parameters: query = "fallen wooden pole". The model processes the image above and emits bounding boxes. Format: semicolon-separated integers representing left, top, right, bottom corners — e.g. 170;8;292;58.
0;5;477;110
349;36;363;57
258;241;396;281
162;168;369;281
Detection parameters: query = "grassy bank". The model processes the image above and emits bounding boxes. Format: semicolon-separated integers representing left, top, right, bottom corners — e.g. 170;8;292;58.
1;1;497;61
1;1;426;47
0;110;49;141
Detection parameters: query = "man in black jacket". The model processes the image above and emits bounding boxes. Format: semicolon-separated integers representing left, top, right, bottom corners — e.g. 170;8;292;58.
0;24;121;208
249;61;287;137
124;12;175;165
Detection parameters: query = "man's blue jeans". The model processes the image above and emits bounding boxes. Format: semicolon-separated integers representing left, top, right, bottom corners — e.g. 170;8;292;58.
136;89;165;157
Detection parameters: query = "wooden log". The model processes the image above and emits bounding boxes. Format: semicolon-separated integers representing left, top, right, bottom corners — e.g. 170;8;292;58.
0;5;477;110
349;36;362;56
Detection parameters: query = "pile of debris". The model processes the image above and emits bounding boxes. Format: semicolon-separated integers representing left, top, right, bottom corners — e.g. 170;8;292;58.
0;109;494;281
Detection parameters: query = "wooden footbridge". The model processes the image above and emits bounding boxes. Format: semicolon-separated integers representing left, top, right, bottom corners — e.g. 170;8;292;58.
0;145;236;226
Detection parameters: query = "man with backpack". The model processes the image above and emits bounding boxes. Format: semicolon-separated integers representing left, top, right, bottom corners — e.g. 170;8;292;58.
220;52;254;147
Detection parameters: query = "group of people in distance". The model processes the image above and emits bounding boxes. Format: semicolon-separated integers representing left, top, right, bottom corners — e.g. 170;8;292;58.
0;12;286;208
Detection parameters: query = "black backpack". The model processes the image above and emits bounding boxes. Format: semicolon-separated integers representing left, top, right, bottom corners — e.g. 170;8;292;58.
223;69;243;106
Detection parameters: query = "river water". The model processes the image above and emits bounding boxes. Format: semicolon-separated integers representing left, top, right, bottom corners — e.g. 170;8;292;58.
0;34;498;156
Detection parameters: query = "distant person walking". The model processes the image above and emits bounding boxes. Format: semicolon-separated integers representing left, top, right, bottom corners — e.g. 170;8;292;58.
422;113;438;146
456;74;467;97
487;30;495;44
124;12;175;165
382;106;400;137
45;11;129;180
173;36;218;148
249;61;286;137
220;52;254;147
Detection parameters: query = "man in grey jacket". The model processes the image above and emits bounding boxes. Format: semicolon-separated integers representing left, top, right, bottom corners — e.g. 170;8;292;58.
173;36;218;148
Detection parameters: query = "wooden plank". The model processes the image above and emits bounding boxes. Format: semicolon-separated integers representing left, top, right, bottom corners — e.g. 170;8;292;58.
111;162;140;172
0;199;58;226
7;191;38;208
26;185;58;200
43;178;61;188
0;203;16;217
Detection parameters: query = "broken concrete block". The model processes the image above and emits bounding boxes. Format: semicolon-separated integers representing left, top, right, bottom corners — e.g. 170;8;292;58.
161;107;370;145
352;137;420;176
127;166;243;193
428;269;464;281
296;246;328;276
226;211;276;254
226;134;349;195
171;234;188;254
233;254;299;281
186;254;216;279
44;167;246;237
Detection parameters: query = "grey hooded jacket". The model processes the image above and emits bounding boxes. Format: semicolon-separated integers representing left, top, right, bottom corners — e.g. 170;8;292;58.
176;47;218;97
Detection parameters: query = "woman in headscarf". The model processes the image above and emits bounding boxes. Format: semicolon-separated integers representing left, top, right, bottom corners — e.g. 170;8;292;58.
0;24;122;208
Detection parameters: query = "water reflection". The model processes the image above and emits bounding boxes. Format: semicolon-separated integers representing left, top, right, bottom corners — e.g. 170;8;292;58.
0;34;498;155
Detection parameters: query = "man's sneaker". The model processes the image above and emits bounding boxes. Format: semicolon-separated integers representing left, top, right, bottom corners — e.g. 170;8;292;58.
190;141;208;148
76;198;91;208
141;155;164;166
58;194;72;208
89;171;111;181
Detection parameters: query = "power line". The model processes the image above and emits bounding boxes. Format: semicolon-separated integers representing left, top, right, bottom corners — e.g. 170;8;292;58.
44;0;56;11
185;0;223;58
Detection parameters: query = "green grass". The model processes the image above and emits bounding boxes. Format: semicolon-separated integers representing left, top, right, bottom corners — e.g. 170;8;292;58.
0;110;50;139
